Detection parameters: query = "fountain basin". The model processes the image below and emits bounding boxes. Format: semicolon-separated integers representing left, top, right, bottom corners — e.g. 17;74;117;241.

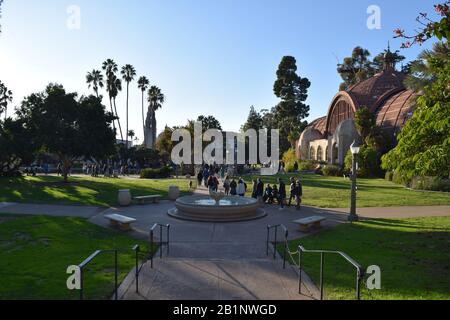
168;195;266;222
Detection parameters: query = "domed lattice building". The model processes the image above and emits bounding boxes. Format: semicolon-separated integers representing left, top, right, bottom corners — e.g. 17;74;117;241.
296;49;417;165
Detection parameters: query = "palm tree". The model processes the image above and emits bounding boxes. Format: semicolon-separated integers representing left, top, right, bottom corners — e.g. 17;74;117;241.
121;64;137;149
148;85;165;111
110;75;123;142
137;76;150;140
86;69;104;97
0;81;13;120
404;42;450;92
128;130;135;145
102;59;123;141
145;86;165;148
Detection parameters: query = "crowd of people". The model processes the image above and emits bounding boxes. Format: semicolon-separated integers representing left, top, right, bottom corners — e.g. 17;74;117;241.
196;164;303;210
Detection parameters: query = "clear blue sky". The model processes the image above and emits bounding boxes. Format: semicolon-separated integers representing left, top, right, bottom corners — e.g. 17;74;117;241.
0;0;437;142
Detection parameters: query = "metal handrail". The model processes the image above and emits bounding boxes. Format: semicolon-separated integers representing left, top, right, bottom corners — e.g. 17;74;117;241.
298;245;365;300
266;224;288;260
265;224;365;300
78;249;120;300
150;223;170;268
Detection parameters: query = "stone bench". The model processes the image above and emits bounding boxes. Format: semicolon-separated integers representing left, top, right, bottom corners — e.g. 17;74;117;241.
293;216;326;232
133;195;162;205
104;214;136;231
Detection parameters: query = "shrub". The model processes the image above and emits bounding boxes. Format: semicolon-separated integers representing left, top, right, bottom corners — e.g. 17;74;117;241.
385;171;394;181
392;171;409;186
322;165;343;177
282;148;298;172
411;176;450;192
140;166;172;179
344;146;382;178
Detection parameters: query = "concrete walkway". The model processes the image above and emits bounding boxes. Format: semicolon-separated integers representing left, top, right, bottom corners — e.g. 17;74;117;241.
2;192;449;300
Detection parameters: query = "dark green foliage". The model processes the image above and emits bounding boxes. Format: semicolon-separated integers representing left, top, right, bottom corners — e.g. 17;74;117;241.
241;106;263;132
140;166;172;179
16;84;116;182
337;47;405;91
345;146;382;178
273;56;310;153
0;118;36;175
197;115;222;131
411;176;450;192
322;165;343;177
382;52;450;182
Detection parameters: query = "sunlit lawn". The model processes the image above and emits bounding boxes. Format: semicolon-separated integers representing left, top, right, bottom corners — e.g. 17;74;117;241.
244;173;450;208
0;175;193;207
280;216;450;300
0;214;153;300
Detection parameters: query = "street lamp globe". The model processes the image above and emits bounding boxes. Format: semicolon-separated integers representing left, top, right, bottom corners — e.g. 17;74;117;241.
350;140;360;155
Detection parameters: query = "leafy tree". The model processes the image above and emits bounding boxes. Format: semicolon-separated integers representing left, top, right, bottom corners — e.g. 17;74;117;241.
155;125;174;157
17;84;116;182
121;64;136;149
372;49;406;72
102;59;123;141
337;47;375;91
197;115;222;131
382;56;450;181
273;56;311;153
383;2;450;182
354;106;376;143
86;69;104;98
137;76;150;140
241;106;263;132
345;146;381;177
0;118;36;176
0;80;13;120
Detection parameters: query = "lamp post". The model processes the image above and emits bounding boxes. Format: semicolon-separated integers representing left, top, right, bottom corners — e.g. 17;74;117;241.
349;140;360;222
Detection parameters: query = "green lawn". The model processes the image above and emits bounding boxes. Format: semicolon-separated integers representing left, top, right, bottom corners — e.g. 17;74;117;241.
244;173;450;208
281;217;450;300
0;214;152;300
0;175;193;207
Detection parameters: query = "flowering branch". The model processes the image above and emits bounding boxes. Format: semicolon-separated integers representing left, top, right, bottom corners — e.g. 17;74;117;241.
394;1;450;48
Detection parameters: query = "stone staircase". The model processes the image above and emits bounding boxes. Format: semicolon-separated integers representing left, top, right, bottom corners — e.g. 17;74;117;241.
118;257;315;300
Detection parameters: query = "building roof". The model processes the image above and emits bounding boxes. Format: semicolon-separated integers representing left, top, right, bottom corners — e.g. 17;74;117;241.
347;69;406;110
307;116;327;136
375;89;416;131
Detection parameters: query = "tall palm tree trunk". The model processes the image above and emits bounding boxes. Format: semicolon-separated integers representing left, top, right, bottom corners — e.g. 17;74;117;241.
109;97;116;133
141;91;145;144
113;98;124;142
126;83;129;149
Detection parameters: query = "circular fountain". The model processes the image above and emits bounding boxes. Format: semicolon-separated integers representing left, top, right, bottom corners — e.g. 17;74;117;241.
168;190;266;222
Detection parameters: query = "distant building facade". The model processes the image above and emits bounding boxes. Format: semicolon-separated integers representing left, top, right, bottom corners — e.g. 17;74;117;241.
296;49;417;165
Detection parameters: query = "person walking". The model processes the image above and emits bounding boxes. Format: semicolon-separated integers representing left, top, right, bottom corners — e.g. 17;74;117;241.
251;179;258;199
236;179;246;197
230;178;237;196
296;178;303;210
288;177;297;207
278;178;286;209
223;175;231;195
256;178;264;203
197;170;203;188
